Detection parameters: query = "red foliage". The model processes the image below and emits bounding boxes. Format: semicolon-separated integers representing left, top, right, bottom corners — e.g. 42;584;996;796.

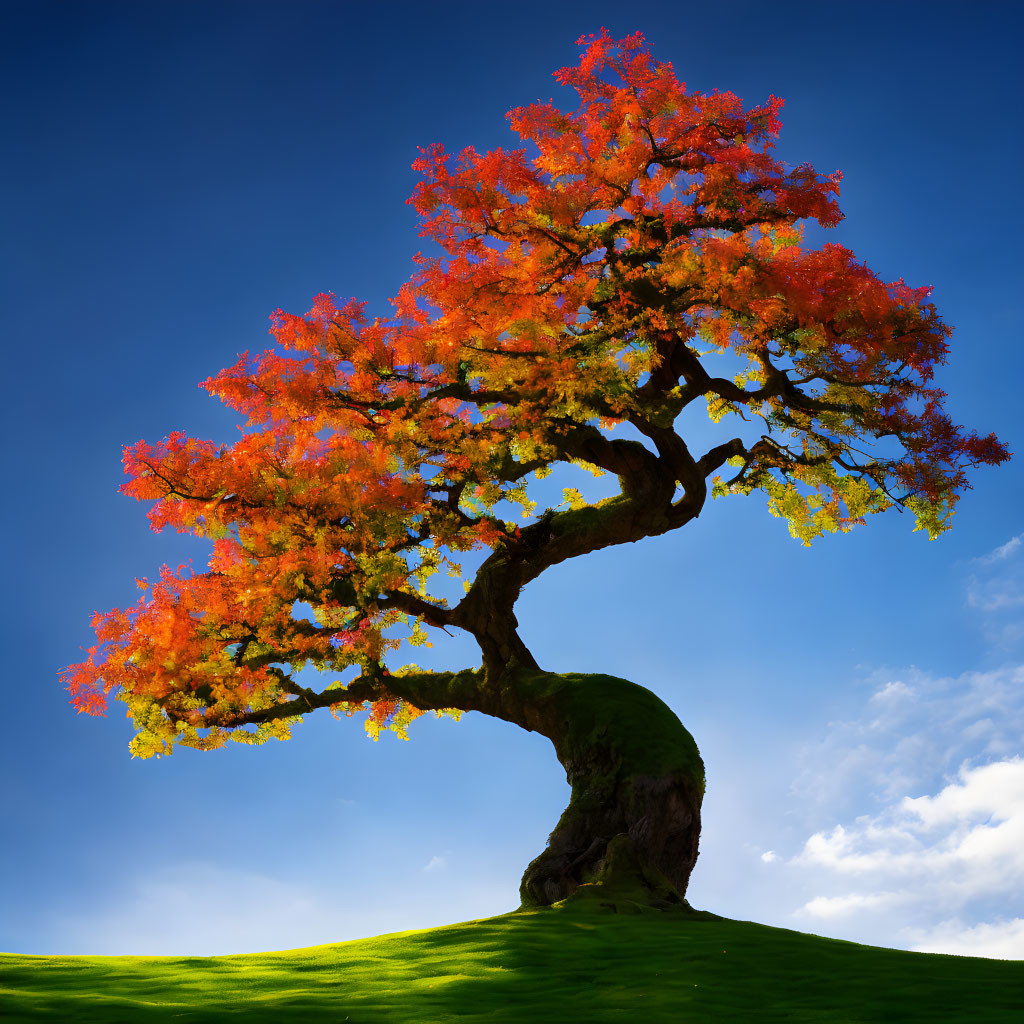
63;31;1007;753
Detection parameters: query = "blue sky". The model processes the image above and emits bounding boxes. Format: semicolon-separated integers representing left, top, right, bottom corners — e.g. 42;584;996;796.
3;0;1022;958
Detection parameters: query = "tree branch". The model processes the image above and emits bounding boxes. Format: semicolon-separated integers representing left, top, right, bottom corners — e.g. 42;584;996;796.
204;673;383;729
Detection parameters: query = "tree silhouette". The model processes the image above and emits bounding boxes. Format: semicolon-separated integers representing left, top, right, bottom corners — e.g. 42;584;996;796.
64;31;1008;909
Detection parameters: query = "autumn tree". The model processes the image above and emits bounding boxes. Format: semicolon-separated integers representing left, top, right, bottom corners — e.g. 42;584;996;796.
63;32;1008;911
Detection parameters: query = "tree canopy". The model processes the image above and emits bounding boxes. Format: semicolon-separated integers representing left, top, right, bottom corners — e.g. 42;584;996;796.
63;30;1008;763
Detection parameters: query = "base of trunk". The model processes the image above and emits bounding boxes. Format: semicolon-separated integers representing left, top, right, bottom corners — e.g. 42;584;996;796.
519;775;703;912
511;672;704;911
535;836;716;916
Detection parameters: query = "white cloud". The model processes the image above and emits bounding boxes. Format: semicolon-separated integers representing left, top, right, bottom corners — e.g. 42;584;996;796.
797;759;1024;895
967;577;1024;613
800;891;905;920
693;653;1024;958
792;665;1024;813
870;679;915;704
905;758;1024;827
976;534;1022;565
908;917;1024;959
423;855;446;872
780;663;1024;958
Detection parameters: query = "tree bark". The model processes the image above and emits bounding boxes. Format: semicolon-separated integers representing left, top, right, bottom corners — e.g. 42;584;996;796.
382;667;704;912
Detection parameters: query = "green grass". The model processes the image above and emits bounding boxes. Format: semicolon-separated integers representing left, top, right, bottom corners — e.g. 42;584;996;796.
2;900;1022;1022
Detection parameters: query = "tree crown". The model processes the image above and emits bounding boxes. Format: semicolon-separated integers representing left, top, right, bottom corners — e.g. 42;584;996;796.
63;31;1009;757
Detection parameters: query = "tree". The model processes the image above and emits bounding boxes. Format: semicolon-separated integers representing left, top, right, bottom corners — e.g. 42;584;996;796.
63;31;1008;911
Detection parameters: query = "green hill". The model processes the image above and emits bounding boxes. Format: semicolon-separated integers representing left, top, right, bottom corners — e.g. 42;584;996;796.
2;900;1021;1022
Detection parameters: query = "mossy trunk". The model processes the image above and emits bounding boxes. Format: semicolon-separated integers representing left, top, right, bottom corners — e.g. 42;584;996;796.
512;671;703;910
383;668;704;911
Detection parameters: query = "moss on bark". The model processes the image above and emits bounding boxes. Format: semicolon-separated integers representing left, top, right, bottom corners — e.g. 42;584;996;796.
384;668;704;911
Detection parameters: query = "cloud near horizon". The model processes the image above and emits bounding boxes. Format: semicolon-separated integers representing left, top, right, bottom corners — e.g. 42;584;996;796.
784;662;1024;958
907;916;1024;959
798;757;1024;895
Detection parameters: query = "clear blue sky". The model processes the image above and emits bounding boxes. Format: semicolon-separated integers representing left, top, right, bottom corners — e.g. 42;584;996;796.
3;0;1022;958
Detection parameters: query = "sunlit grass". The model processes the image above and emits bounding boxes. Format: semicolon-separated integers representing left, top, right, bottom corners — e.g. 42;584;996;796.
3;901;1022;1022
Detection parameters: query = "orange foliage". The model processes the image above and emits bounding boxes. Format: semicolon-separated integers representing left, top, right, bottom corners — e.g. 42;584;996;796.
63;31;1008;754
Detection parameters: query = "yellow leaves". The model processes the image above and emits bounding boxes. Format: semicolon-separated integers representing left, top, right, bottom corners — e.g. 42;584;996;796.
905;494;955;540
706;394;737;424
733;368;765;390
710;475;731;500
761;465;891;546
562;487;588;511
227;719;295;746
385;702;426;741
411;547;442;597
128;732;168;760
240;640;274;665
569;458;605;478
508;317;558;344
763;477;821;546
329;696;364;721
837;474;889;522
711;443;893;547
473;481;504;510
125;696;175;759
408;619;433;648
362;700;422;742
505;482;537;519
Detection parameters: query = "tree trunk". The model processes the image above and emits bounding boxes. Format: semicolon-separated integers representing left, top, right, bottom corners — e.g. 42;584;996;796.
510;671;703;910
382;668;704;912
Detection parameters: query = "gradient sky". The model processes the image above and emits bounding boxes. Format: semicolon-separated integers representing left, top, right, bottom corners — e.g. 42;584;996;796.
3;0;1022;959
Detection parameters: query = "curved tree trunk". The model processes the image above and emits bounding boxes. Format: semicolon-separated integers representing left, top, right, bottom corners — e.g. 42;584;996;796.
382;667;704;911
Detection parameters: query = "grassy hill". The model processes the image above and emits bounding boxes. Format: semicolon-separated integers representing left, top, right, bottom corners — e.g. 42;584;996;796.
2;899;1022;1022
